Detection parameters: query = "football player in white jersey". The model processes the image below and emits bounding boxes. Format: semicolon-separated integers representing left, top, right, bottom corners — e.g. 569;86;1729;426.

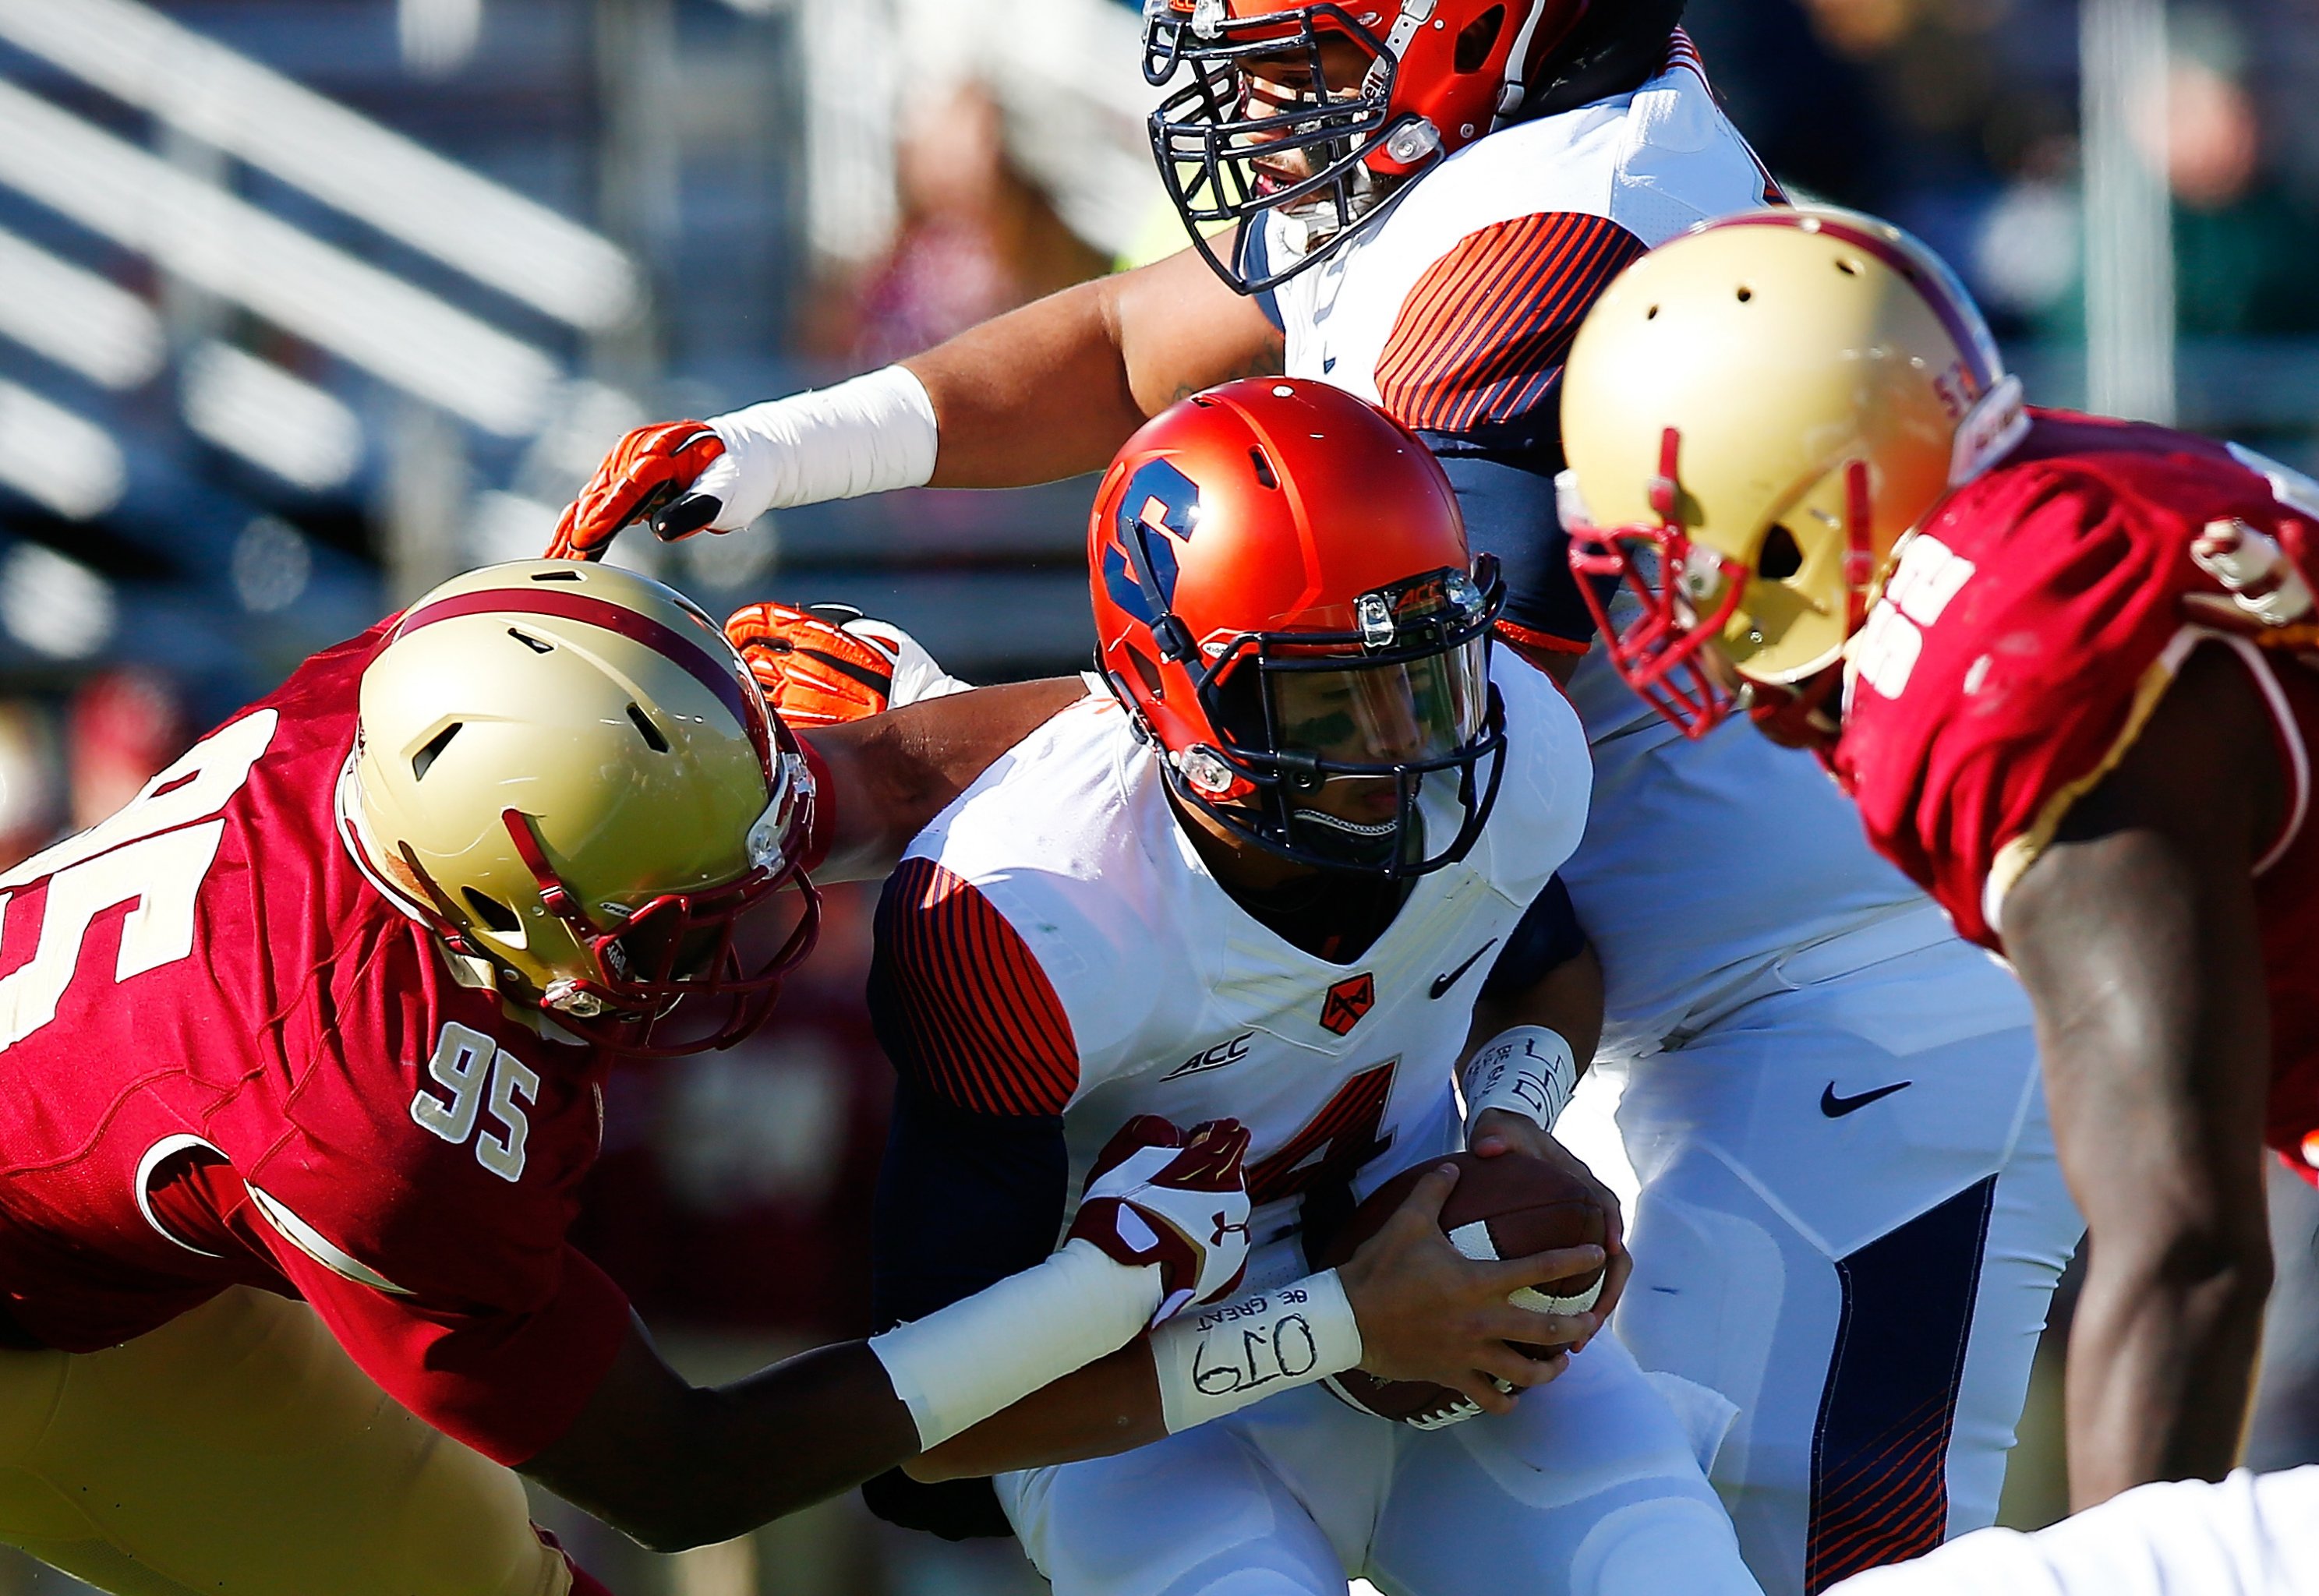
852;379;1757;1596
1828;1468;2319;1596
550;4;2080;1587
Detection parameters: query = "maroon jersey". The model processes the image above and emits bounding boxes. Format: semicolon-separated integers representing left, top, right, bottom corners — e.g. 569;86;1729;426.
1836;409;2319;1172
0;623;629;1464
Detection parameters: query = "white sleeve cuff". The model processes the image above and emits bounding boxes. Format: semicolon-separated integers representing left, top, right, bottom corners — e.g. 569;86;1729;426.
868;1238;1160;1450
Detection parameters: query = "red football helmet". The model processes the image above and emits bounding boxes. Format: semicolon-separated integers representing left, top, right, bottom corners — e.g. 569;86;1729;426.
1144;0;1593;290
1091;379;1505;877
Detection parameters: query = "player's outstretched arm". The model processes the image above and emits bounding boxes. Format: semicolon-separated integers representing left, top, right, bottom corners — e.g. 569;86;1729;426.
804;676;1088;882
520;1323;914;1551
521;1118;1253;1551
2003;643;2284;1509
906;1160;1605;1481
903;237;1283;489
547;242;1279;558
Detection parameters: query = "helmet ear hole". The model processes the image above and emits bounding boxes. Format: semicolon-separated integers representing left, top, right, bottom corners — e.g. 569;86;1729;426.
461;888;521;935
625;702;671;753
1455;5;1506;72
1759;524;1805;581
411;722;461;782
1126;644;1166;702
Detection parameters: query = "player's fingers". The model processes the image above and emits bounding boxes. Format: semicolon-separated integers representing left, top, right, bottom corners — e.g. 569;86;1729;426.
1176;1119;1252;1184
652;491;723;542
1391;1163;1462;1232
1476;1302;1594;1349
1184;1118;1248;1156
679;451;748;531
1447;1372;1518;1418
546;496;611;561
1472;1341;1568;1391
1477;1242;1604;1294
1576;1250;1632;1351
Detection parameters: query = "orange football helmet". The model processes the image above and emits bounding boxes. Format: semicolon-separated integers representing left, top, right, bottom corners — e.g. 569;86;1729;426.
1090;379;1504;876
1144;0;1595;289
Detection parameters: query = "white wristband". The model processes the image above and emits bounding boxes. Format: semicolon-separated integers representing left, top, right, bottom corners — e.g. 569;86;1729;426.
1148;1269;1363;1435
705;364;939;519
1462;1025;1578;1133
868;1238;1160;1449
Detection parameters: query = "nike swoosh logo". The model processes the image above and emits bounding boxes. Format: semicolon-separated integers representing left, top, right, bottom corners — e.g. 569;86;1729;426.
1429;938;1499;1000
1820;1079;1914;1118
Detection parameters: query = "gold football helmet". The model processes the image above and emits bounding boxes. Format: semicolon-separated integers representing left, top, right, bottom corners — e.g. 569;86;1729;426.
352;560;818;1053
1558;207;2025;737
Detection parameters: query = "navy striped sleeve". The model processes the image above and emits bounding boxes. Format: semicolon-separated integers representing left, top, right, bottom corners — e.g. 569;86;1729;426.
870;858;1081;1118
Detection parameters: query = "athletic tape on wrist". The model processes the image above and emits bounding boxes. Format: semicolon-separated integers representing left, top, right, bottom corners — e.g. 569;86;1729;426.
1149;1269;1363;1435
1462;1026;1578;1133
869;1238;1160;1450
709;365;938;510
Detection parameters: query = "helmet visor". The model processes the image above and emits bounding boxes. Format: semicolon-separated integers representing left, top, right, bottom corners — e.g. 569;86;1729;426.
1262;634;1490;768
1184;560;1508;877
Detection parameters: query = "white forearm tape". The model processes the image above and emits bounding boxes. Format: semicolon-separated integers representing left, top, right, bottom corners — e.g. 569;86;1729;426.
1462;1025;1578;1132
709;364;939;509
868;1238;1160;1450
1148;1270;1363;1435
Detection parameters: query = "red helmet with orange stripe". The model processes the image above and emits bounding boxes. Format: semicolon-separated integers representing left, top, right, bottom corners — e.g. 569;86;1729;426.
352;561;819;1054
1144;0;1596;290
1091;379;1506;877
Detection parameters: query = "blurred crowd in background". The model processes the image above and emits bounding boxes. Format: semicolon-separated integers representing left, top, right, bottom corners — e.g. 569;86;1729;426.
1;0;2317;1591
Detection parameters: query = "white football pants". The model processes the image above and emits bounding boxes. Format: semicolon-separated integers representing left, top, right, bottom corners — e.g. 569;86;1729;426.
1828;1468;2319;1596
994;1333;1763;1596
1603;933;2084;1595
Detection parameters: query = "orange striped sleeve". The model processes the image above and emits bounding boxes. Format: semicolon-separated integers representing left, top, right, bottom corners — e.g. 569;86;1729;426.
870;858;1080;1118
1373;213;1649;435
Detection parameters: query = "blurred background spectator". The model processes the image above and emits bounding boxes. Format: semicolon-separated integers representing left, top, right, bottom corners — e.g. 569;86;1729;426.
0;0;2314;1591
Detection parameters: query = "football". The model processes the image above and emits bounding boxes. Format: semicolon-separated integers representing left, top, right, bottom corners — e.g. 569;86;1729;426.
1309;1150;1607;1429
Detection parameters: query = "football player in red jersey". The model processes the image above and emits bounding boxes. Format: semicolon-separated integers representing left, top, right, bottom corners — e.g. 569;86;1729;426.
0;558;1529;1596
1557;206;2319;1509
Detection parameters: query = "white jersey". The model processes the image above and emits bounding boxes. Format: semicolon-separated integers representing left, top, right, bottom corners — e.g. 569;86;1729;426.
878;653;1588;1290
1250;38;1952;1056
1829;1468;2319;1596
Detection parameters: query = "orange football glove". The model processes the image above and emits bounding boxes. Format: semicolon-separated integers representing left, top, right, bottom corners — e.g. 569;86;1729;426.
546;421;727;561
725;602;900;728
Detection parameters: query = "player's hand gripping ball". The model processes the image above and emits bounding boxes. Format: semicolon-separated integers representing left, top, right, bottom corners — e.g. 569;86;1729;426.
1313;1150;1606;1428
546;421;727;560
723;602;949;728
1066;1115;1253;1327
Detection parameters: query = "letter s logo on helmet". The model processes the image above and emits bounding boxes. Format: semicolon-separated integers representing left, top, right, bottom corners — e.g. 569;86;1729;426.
1090;380;1508;878
1142;0;1596;291
348;561;822;1055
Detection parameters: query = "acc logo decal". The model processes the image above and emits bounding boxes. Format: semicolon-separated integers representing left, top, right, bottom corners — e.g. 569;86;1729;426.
1163;1030;1255;1081
1319;973;1376;1037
